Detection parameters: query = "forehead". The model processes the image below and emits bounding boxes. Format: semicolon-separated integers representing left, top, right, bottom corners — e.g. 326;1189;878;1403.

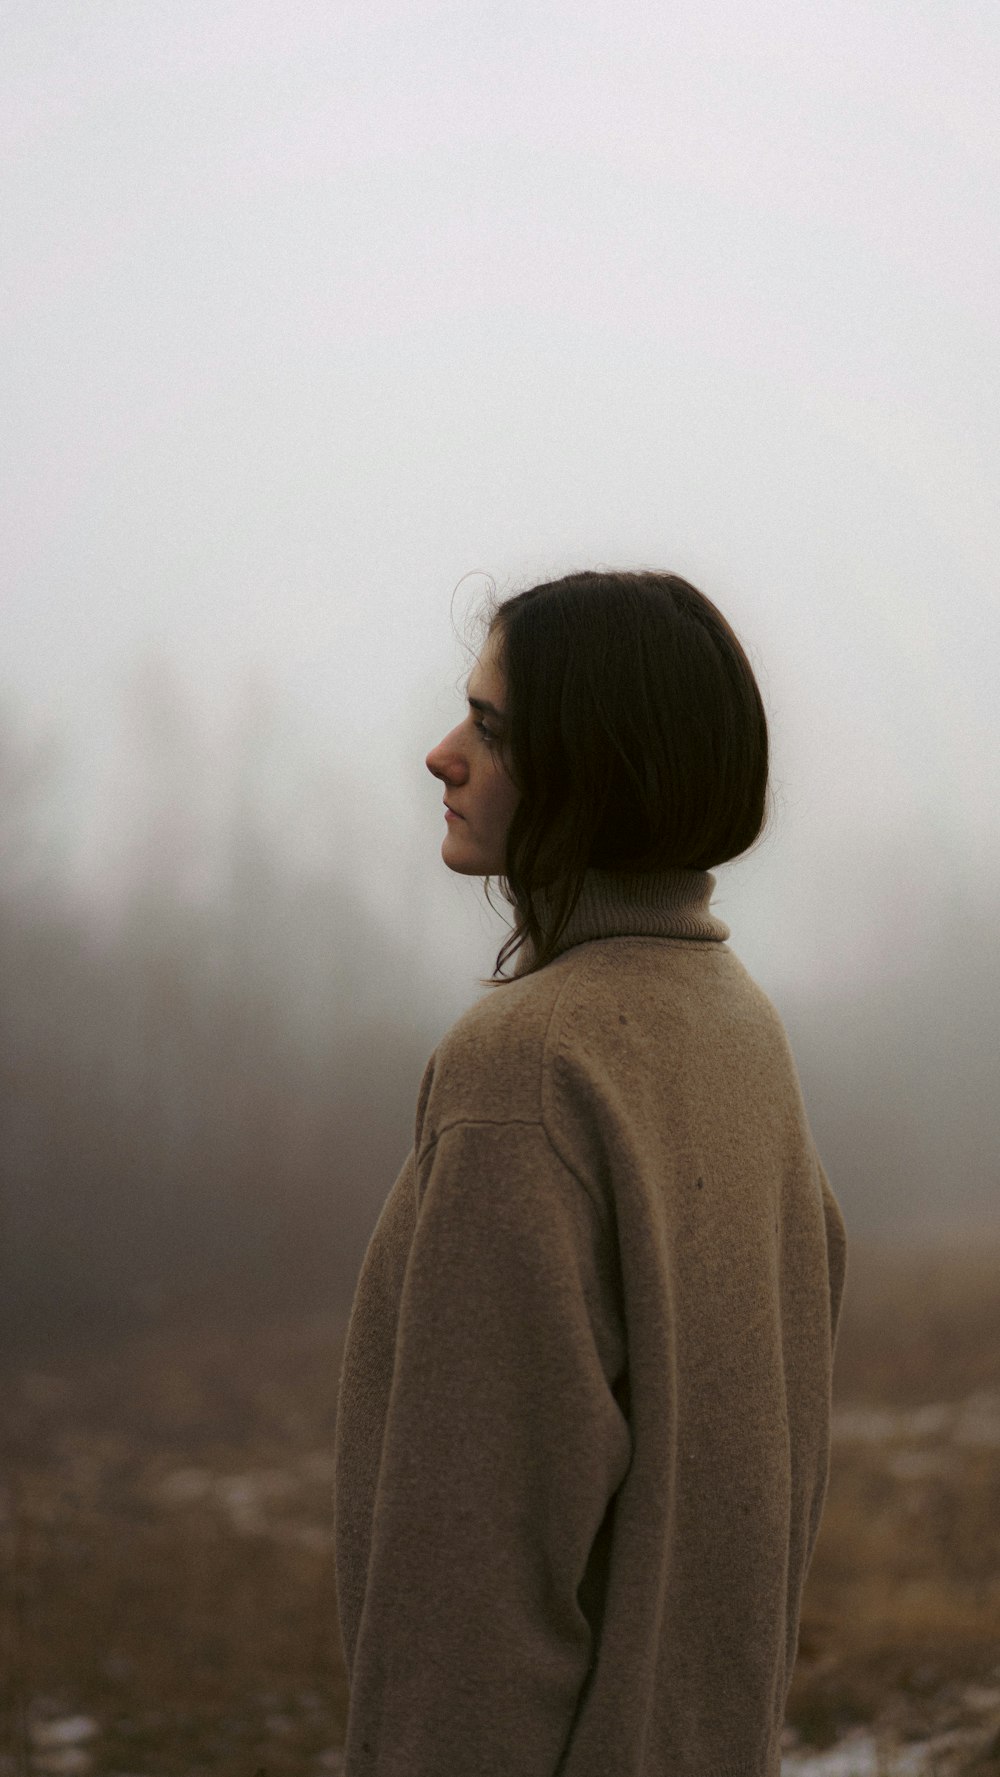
466;629;505;701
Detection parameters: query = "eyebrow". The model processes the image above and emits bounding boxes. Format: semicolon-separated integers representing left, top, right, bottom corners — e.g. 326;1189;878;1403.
467;693;507;723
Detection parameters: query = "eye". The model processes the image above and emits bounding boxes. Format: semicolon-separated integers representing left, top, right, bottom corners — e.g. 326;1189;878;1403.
473;718;499;748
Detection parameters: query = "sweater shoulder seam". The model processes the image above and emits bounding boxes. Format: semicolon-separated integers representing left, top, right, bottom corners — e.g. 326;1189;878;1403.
417;1114;611;1234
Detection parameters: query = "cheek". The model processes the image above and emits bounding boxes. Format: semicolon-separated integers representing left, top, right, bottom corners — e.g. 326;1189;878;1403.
486;768;519;830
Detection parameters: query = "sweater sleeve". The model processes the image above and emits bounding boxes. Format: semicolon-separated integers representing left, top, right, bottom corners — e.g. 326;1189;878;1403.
341;1118;632;1777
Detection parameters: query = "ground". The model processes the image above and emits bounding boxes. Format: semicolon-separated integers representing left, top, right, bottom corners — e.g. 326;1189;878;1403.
2;1238;999;1776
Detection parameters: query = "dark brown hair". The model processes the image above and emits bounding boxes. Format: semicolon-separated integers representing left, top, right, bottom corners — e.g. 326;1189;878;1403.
483;569;769;979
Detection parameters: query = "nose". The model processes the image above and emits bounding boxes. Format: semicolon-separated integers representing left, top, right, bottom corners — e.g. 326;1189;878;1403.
426;723;468;785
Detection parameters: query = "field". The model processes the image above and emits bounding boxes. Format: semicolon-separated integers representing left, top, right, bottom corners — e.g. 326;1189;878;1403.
2;1239;999;1777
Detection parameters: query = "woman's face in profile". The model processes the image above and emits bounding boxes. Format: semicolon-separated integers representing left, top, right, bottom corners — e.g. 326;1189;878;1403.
425;629;520;876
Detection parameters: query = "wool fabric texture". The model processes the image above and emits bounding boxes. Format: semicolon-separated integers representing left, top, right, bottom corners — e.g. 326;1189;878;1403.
333;866;847;1777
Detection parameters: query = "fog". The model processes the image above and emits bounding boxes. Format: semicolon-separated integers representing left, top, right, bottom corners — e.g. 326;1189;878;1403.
3;1;998;1339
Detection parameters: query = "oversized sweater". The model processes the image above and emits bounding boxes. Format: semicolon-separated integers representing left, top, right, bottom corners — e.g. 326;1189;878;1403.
333;866;847;1777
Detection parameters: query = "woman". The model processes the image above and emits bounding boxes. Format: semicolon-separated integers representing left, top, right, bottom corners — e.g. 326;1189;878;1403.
333;570;847;1777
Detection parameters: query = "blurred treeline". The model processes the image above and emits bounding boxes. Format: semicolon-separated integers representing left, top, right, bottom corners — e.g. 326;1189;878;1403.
0;659;435;1354
3;654;999;1355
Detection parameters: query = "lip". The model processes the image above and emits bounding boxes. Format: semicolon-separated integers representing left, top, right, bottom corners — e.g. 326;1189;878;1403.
444;803;464;821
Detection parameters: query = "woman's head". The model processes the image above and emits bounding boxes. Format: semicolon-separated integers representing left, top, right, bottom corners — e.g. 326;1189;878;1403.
428;568;769;977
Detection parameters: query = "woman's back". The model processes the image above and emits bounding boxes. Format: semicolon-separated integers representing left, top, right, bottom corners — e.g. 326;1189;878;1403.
333;865;846;1777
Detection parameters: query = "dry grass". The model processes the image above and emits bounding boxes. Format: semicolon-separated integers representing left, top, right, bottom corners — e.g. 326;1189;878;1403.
2;1238;999;1773
0;1312;348;1775
787;1238;1000;1752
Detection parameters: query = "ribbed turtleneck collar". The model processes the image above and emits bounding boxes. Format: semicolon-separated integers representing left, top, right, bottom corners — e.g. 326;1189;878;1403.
511;866;730;976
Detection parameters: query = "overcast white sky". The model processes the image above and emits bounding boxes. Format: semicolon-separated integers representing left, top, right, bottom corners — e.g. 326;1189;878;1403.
3;0;998;1012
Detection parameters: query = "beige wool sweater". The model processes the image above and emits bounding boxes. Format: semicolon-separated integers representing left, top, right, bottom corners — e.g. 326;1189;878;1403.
333;867;847;1777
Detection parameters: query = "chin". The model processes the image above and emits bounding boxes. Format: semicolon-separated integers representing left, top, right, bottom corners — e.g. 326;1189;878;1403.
442;847;487;877
441;833;497;876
